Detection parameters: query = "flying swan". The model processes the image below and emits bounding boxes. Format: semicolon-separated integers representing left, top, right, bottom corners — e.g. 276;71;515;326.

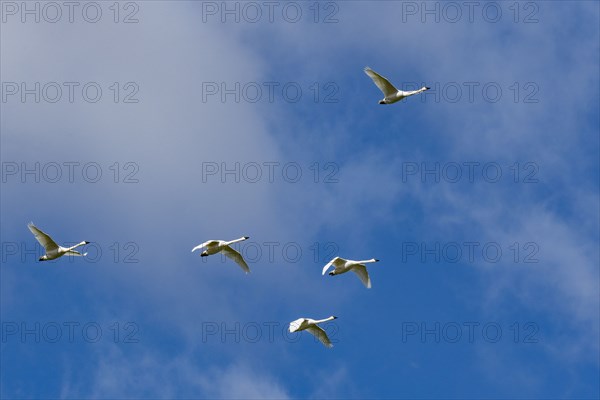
288;316;338;348
322;257;380;288
191;237;251;273
28;222;89;261
364;66;429;104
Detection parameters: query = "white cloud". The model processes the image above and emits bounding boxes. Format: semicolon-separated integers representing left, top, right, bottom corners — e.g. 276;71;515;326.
59;345;289;399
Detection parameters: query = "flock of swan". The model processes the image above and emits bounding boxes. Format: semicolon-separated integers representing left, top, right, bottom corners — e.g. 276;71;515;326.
27;67;428;348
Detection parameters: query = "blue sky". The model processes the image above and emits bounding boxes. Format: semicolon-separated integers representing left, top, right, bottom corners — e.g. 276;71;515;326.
1;1;599;398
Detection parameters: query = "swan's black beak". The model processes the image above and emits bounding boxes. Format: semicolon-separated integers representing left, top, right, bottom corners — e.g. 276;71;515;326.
425;87;431;90
84;241;90;244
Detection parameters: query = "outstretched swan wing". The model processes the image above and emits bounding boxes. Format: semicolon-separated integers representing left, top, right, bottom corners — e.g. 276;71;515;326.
222;245;250;274
306;325;333;348
364;67;399;97
322;257;344;275
322;259;335;275
351;265;372;289
28;223;59;252
191;240;217;252
289;318;305;333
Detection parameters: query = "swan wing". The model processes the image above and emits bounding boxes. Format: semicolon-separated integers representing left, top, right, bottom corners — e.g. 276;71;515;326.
191;240;218;252
364;67;398;97
66;250;86;256
289;318;305;332
352;265;372;288
322;259;335;275
306;325;333;348
222;245;250;273
28;223;59;252
322;257;345;275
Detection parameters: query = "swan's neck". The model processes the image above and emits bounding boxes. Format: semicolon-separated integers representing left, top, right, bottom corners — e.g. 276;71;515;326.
357;258;377;264
228;237;247;245
405;87;427;97
67;241;87;251
315;316;336;324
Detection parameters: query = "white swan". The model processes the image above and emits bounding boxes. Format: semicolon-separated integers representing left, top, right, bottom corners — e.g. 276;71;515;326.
289;316;337;348
191;237;250;273
364;67;429;104
28;222;89;261
322;257;380;288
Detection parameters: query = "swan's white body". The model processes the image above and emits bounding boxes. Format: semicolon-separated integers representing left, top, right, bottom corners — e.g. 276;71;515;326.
322;257;380;288
289;316;337;348
28;222;89;261
364;67;429;104
191;236;250;273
